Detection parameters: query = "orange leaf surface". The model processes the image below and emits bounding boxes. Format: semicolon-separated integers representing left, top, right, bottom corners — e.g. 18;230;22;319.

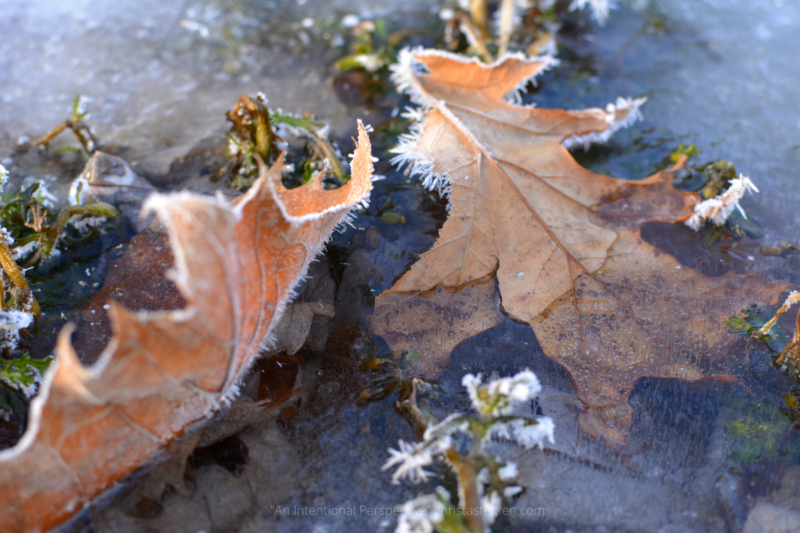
0;121;374;532
369;49;790;445
367;277;502;377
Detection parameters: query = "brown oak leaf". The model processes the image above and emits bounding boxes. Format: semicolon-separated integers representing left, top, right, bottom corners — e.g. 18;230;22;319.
0;121;374;532
369;49;789;445
367;276;502;377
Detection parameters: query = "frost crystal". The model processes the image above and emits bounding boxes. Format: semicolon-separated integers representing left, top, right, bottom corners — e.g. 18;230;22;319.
0;311;35;355
396;489;448;533
562;97;645;150
497;462;518;481
383;439;435;484
341;14;360;28
0;311;34;331
685;174;759;232
481;491;502;526
781;292;800;313
0;164;8;193
384;370;554;484
513;417;555;449
462;369;542;418
354;54;383;73
11;240;40;261
33;180;58;209
569;0;616;25
490;417;555;449
492;0;526;41
66;215;107;233
756;291;800;338
0;227;14;247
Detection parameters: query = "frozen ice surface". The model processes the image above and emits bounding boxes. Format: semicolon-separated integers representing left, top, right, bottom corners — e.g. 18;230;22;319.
0;0;798;532
0;0;427;177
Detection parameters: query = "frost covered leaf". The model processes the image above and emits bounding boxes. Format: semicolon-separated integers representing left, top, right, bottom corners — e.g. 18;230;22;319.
369;49;790;446
382;49;673;321
0;121;374;532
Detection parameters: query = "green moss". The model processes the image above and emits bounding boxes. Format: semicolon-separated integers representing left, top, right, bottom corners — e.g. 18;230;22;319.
668;143;700;163
700;160;736;199
726;304;787;354
723;394;799;463
0;353;52;394
270;111;317;134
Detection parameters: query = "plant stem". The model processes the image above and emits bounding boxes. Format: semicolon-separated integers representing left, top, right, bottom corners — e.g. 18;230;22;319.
70;122;97;153
775;310;800;367
395;379;434;440
455;12;494;62
0;241;40;317
314;129;349;184
33;122;67;147
469;0;489;38
33;121;97;153
445;448;485;533
53;203;120;230
497;0;515;56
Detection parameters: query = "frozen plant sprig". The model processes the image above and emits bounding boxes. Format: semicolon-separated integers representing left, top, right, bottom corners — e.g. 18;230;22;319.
0;166;39;346
685;174;759;232
395;487;449;533
384;370;554;533
462;370;541;419
383;413;465;485
0;165;119;349
752;291;800;370
33;95;98;154
220;93;351;190
756;291;800;339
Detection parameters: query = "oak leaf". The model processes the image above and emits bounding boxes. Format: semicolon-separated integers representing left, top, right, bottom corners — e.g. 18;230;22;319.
368;277;502;377
0;121;375;532
369;49;790;445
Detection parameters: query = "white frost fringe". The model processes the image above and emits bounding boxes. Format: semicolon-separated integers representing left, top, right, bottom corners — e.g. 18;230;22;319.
0;310;33;331
493;0;527;54
395;489;449;533
0;164;8;192
390;47;558;110
756;291;800;338
0;310;35;359
685;174;759;232
492;0;526;35
561;96;646;151
389;47;557;206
